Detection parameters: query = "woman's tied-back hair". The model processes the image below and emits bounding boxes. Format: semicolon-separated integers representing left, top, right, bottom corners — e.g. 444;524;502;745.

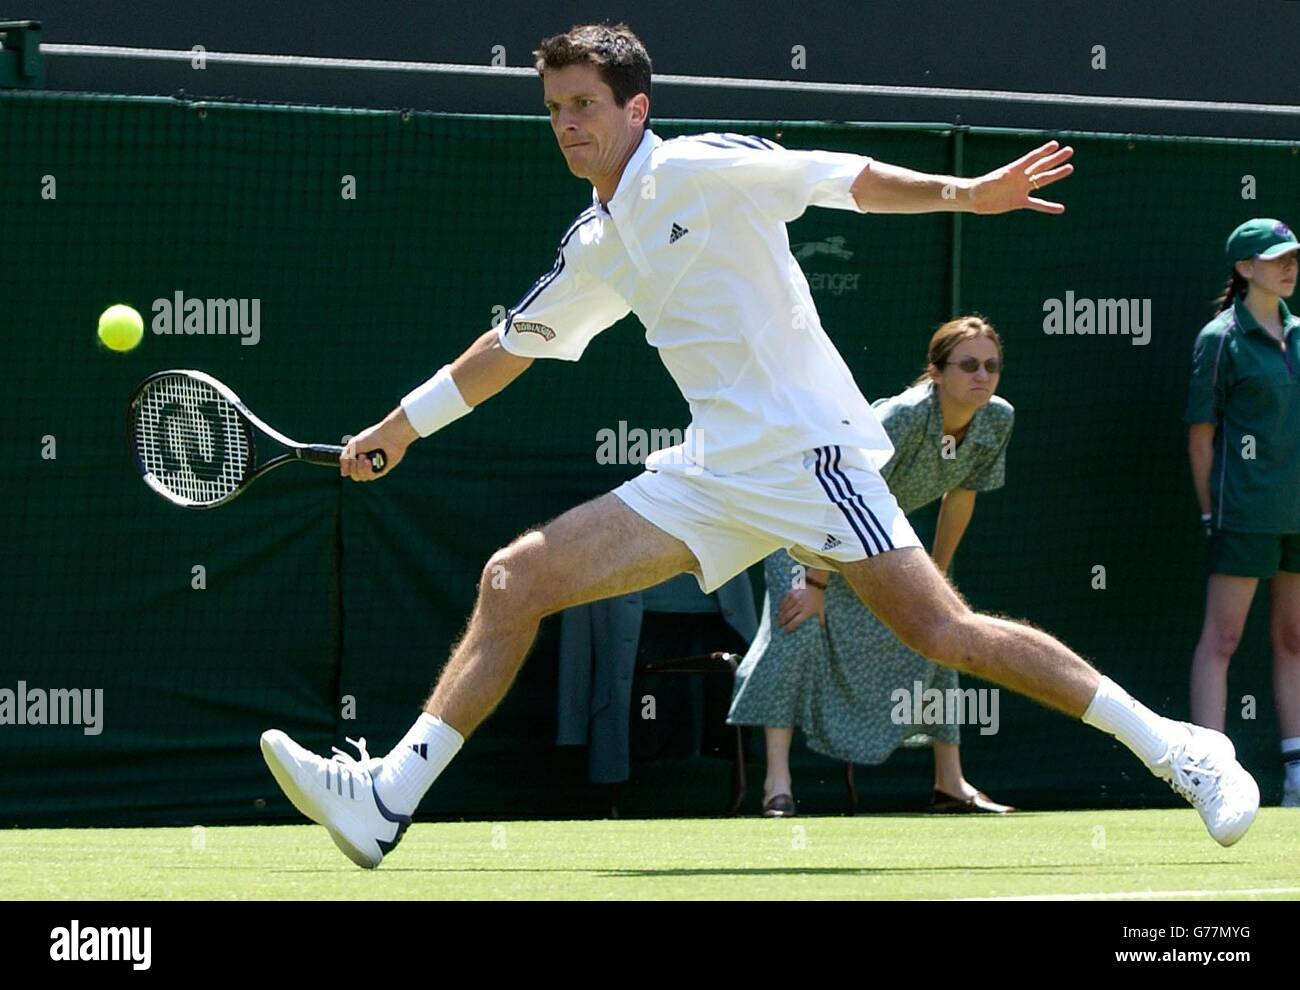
1212;269;1249;315
534;23;653;126
912;315;1005;387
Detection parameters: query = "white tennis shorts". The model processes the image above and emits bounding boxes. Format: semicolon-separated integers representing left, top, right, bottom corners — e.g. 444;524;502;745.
611;444;922;594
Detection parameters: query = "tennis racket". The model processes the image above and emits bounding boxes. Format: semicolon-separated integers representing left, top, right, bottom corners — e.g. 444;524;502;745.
128;369;385;509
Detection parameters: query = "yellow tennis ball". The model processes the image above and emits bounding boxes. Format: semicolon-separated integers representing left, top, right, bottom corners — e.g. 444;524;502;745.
97;304;144;352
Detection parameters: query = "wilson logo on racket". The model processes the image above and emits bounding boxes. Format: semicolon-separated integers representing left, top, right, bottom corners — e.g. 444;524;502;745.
127;369;385;509
156;400;230;480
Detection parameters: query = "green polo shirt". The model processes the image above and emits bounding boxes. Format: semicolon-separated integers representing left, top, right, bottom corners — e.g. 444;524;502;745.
1185;298;1300;533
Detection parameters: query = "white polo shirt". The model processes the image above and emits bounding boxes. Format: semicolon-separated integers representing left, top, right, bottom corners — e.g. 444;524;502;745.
498;127;895;476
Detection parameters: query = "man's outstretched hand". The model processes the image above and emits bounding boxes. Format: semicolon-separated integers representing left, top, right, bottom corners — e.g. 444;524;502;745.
969;140;1074;215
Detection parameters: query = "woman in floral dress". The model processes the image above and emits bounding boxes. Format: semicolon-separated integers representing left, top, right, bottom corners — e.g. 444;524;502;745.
729;316;1016;816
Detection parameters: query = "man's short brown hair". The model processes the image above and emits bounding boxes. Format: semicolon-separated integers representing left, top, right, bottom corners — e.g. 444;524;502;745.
534;23;652;125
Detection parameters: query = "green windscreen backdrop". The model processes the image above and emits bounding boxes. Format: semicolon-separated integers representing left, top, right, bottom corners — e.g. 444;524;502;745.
2;89;1296;825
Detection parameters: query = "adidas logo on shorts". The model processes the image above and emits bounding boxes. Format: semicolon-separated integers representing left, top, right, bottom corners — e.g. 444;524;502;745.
669;222;689;244
821;534;842;551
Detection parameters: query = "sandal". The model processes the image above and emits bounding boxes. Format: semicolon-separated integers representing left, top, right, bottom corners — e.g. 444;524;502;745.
929;788;1015;814
762;793;797;817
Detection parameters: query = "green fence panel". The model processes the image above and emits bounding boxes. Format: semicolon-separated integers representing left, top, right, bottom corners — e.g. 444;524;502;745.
2;89;1293;824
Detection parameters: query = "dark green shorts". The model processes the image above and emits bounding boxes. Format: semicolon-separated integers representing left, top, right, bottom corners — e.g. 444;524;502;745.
1208;530;1300;578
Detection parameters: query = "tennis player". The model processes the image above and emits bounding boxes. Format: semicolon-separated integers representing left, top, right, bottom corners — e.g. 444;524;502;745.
260;23;1259;868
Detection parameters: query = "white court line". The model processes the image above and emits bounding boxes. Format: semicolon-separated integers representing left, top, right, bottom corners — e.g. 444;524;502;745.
37;44;1300;116
952;886;1300;901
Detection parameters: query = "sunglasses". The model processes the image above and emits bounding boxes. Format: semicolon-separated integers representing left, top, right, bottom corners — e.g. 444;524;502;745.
948;357;1002;374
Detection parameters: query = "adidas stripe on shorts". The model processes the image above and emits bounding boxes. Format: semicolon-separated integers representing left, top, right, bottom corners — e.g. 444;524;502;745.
611;444;922;593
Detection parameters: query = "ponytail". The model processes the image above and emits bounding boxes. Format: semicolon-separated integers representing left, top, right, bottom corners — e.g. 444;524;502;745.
1212;269;1247;315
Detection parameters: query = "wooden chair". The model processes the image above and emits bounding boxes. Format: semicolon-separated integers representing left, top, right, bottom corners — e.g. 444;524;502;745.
638;651;747;815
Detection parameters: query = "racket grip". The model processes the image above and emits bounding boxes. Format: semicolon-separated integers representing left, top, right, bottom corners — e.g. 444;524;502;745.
300;444;386;472
301;444;345;465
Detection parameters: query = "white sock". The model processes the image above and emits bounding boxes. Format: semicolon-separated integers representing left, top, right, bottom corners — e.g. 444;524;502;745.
1282;737;1300;788
1081;676;1191;767
373;712;463;817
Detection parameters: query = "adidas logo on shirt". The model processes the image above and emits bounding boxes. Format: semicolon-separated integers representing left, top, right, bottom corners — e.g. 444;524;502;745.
821;534;842;551
410;743;428;760
669;222;689;244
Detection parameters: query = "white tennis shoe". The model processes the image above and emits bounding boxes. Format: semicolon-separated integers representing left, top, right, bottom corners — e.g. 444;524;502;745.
260;729;410;869
1150;723;1259;846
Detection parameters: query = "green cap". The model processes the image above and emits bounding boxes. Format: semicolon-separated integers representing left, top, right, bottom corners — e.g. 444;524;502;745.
1226;218;1299;265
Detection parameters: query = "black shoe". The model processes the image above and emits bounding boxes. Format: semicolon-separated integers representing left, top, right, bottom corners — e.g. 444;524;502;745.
762;793;797;817
929;788;1015;814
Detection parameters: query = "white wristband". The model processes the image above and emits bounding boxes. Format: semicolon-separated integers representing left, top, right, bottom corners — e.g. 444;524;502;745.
400;365;472;438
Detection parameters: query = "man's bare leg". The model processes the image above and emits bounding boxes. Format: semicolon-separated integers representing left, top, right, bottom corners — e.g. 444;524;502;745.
367;492;699;819
837;547;1098;716
835;546;1259;845
259;492;703;867
429;493;700;736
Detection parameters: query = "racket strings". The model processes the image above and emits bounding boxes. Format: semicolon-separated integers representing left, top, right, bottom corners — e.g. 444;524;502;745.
134;375;251;505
